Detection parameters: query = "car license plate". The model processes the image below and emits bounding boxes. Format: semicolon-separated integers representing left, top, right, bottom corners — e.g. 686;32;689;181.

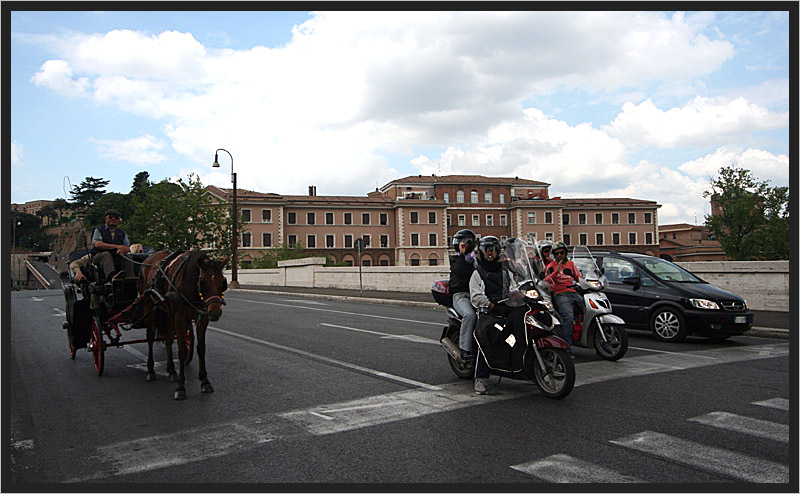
734;316;747;324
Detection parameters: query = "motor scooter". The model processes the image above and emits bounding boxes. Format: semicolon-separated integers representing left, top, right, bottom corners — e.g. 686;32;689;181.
431;237;575;399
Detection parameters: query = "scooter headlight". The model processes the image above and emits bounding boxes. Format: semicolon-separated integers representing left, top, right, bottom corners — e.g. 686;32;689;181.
524;289;541;300
525;311;553;331
586;279;602;290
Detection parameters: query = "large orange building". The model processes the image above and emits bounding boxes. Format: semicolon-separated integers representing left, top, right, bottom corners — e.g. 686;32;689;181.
206;175;662;266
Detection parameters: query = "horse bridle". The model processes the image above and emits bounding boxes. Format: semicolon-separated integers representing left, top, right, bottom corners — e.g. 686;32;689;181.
197;270;227;309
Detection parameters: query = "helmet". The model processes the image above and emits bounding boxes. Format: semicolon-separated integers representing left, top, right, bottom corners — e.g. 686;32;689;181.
478;236;502;261
538;240;553;253
452;229;476;252
551;241;568;256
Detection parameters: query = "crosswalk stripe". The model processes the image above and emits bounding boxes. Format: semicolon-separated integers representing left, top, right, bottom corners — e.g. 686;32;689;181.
610;431;789;483
511;454;645;483
753;398;790;411
688;412;789;443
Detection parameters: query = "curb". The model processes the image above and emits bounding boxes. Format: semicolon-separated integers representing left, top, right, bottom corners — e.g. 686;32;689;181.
229;289;790;339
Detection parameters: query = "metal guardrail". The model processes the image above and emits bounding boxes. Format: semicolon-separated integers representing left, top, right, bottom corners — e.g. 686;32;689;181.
24;260;52;289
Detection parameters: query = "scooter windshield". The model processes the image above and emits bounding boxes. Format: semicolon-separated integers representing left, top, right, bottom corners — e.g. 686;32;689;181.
571;245;601;279
503;238;537;307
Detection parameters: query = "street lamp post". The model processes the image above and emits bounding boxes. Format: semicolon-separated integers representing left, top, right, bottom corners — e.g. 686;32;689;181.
212;148;240;289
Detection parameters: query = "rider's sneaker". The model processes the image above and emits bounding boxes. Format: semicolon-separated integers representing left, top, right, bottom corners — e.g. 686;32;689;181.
474;378;488;395
461;350;476;361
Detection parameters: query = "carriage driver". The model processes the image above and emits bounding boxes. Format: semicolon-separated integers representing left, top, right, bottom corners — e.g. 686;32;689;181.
91;209;136;281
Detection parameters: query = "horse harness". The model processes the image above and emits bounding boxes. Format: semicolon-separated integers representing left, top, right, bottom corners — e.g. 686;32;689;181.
152;251;226;316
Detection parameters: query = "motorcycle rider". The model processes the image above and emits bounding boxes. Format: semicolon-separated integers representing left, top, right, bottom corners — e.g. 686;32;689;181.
449;229;478;361
468;235;511;395
544;241;585;355
537;240;554;267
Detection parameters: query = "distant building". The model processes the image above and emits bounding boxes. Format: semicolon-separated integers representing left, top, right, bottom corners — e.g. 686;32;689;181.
658;223;728;262
205;174;662;266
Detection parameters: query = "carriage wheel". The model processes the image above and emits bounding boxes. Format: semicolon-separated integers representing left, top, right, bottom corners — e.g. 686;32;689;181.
63;287;77;360
65;322;77;360
91;315;105;376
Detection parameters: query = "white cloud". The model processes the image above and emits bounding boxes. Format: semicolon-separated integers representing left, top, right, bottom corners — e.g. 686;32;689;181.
678;146;789;186
89;134;168;165
11;141;23;166
30;59;89;97
604;97;788;148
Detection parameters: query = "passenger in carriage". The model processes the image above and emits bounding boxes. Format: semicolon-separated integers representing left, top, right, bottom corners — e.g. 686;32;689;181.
70;244;142;283
91;210;137;281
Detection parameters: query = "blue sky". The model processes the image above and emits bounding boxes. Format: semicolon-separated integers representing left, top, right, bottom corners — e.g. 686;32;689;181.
8;9;791;225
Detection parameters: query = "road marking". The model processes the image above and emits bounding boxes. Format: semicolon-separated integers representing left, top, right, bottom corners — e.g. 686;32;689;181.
688;412;789;443
280;299;329;305
627;346;720;359
12;439;34;451
31;297;44;302
610;431;789;483
235;298;442;326
510;454;645;483
208;326;442;391
319;323;440;345
753;398;790;411
53;307;66;317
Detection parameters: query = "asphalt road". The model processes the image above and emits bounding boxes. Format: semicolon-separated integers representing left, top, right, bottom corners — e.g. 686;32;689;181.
7;289;794;488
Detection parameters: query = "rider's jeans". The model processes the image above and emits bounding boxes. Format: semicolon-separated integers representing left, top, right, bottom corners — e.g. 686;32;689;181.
554;291;584;347
452;292;476;353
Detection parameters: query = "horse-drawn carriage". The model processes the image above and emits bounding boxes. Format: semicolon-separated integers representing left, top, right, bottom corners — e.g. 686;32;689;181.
61;247;229;399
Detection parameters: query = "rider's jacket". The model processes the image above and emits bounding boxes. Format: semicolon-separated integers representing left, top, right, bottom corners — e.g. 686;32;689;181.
544;259;582;295
94;225;128;246
449;253;475;294
475;259;505;303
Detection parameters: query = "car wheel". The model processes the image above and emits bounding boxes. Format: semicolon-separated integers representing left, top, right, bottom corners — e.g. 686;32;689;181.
650;307;688;342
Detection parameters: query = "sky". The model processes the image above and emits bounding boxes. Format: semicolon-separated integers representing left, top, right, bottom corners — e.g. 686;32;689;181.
8;9;792;226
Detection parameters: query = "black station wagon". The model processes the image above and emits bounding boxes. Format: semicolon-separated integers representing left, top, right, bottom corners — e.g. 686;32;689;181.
586;251;753;342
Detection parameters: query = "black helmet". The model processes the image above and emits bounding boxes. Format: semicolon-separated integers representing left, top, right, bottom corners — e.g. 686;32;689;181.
452;229;476;252
552;241;568;256
478;236;502;261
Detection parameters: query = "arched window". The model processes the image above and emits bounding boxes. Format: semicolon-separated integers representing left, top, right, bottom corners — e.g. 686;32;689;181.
471;190;479;203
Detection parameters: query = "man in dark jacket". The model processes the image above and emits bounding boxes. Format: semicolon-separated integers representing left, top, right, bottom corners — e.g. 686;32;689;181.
449;229;478;361
91;209;135;280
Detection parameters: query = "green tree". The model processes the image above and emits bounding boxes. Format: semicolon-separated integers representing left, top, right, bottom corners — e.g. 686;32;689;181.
703;166;789;260
247;243;307;269
131;171;151;200
10;212;53;251
85;192;135;228
127;174;236;256
70;177;109;209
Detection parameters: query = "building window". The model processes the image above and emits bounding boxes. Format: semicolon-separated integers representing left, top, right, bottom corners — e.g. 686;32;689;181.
362;213;371;225
564;234;571;245
326;234;335;248
644;212;652;224
563;213;570;225
456;190;465;203
262;209;272;223
628;213;636;224
499;215;507;226
326;212;334;225
646;232;653;244
485;190;492;203
579;233;588;245
306;235;316;248
579;213;586;225
472;214;480;226
629;232;637;244
410;211;419;224
362;235;371;247
443;193;450;203
428;211;436;224
429;258;438;266
429;233;437;246
411;233;419;246
447;214;452;226
307;212;315;225
362;258;371;267
545;232;554;241
612;232;620;245
499;193;505;204
242;232;251;247
458;214;466;226
486;215;493;227
288;234;297;247
380;234;389;248
595;213;603;225
527;212;536;224
380;258;389;266
596;233;604;245
344;235;353;248
288;212;297;225
471;190;479;203
545;211;553;224
380;213;388;226
242;209;251;222
344;212;352;225
612;213;619;225
263;233;272;247
410;258;420;266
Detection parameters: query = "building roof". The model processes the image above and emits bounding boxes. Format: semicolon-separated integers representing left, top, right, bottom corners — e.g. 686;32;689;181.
381;174;550;190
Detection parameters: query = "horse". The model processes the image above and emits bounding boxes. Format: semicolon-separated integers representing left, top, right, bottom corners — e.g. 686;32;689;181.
138;250;229;400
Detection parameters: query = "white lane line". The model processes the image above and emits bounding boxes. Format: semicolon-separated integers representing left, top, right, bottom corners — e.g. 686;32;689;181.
280;299;329;306
320;323;440;345
235;298;441;326
627;346;720;359
610;431;789;483
688;412;789;443
208;326;442;391
511;454;645;483
753;398;790;411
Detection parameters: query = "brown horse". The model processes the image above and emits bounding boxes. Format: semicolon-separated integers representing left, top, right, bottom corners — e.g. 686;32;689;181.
138;250;229;400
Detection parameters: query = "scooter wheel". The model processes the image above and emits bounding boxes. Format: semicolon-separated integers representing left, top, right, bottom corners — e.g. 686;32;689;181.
594;323;628;361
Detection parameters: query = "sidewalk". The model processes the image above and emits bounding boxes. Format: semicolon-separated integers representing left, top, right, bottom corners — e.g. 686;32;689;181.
237;285;791;339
